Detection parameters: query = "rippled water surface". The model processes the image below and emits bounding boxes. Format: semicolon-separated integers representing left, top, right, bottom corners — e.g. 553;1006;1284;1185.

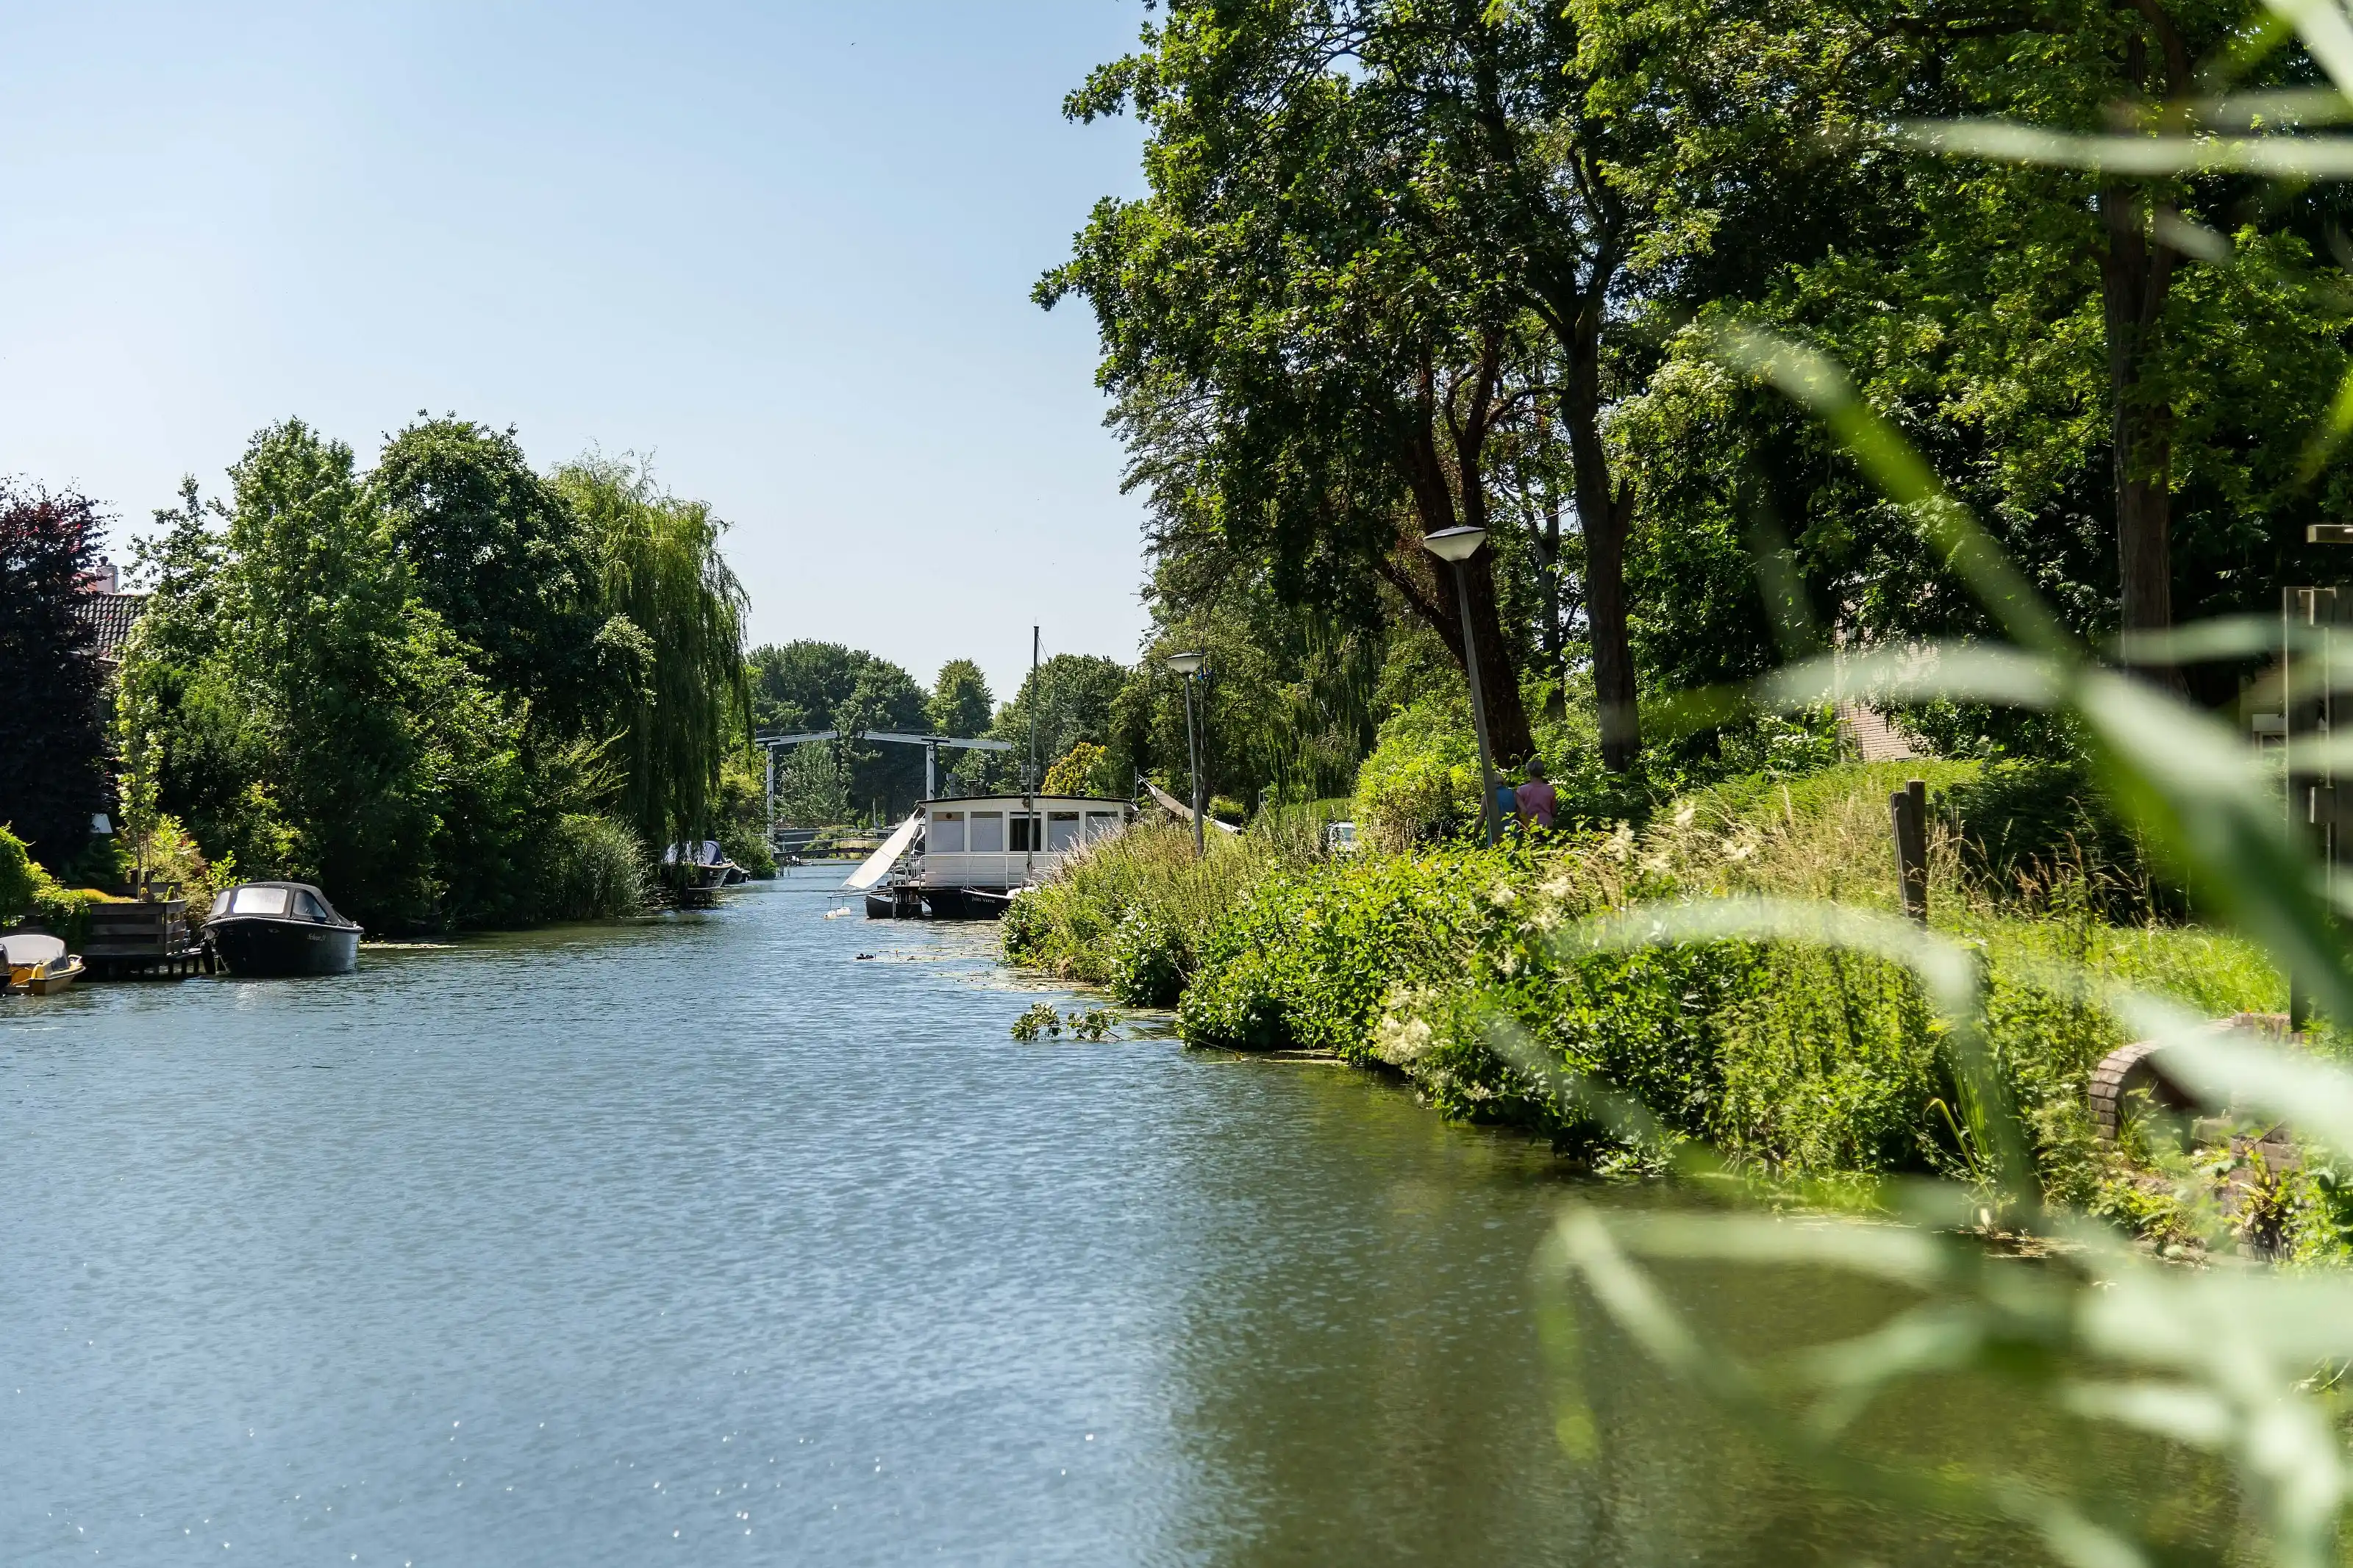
2;868;2231;1565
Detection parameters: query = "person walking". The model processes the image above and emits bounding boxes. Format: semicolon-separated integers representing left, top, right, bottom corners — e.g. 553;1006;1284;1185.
1515;759;1558;833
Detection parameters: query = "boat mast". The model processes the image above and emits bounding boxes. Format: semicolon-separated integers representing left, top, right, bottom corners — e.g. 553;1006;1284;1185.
1026;626;1039;881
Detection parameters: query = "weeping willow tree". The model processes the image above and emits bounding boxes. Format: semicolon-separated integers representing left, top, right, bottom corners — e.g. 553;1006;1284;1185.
551;456;749;864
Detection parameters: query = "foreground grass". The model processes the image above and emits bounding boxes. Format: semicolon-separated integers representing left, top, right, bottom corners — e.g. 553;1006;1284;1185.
1008;767;2323;1250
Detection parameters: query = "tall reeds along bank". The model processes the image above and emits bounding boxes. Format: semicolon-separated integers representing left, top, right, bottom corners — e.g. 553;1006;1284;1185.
536;812;649;921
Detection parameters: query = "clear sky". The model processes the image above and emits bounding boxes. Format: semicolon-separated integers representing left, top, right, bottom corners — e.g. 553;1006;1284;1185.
0;1;1154;703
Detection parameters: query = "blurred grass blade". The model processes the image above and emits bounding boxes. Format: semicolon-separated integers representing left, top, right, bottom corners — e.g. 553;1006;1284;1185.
2061;1383;2235;1450
1761;645;2064;712
2265;0;2353;99
2073;673;2353;1025
2298;360;2353;477
2112;615;2279;664
2186;89;2353;128
1907;119;2353;177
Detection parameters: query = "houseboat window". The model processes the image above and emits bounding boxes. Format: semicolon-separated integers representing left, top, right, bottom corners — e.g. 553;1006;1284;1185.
229;886;290;917
1046;812;1081;851
295;890;331;922
930;812;965;853
1085;812;1119;840
969;812;1005;852
1010;814;1045;852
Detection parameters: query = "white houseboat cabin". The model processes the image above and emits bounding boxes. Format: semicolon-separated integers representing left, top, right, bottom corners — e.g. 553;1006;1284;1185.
846;795;1137;918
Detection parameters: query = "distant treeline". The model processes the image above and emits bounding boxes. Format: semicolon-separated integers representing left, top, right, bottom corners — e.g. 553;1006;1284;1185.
750;642;1130;823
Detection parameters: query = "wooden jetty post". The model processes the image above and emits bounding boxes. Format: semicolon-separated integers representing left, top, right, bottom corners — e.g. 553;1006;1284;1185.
1888;778;1929;924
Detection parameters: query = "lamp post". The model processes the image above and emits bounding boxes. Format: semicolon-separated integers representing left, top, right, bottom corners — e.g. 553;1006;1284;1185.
1423;525;1500;848
1168;651;1208;859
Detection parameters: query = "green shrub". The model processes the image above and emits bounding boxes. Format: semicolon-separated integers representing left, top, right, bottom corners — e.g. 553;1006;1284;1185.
1010;760;2286;1200
1003;819;1270;995
1350;696;1479;849
537;813;647;920
1178;848;1502;1053
1107;909;1186;1006
0;826;37;923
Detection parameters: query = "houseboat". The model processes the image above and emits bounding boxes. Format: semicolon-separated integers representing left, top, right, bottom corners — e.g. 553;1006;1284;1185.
848;795;1136;918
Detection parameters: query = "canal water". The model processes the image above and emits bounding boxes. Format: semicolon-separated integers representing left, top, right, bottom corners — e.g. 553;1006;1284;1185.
1;868;2232;1566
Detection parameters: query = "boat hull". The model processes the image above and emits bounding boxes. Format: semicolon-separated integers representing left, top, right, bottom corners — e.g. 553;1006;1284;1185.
208;916;360;977
27;957;84;995
8;956;84;995
909;887;1011;921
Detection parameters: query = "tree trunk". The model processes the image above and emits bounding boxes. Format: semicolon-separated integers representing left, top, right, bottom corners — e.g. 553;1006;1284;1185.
1585;487;1639;771
1381;346;1538;770
2102;18;2183;654
1375;537;1536;767
1560;309;1640;771
1460;548;1535;767
2102;179;2176;643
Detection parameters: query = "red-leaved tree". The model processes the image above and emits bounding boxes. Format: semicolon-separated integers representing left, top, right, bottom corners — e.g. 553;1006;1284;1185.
0;484;107;871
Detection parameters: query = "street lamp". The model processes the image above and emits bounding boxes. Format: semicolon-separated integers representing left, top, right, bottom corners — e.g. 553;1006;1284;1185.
1167;651;1208;859
1423;525;1500;848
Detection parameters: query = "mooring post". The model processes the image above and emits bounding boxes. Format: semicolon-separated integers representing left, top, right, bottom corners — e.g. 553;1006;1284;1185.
1889;778;1929;923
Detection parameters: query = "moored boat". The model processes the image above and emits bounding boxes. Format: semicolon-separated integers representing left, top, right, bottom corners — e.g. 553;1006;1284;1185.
205;882;362;976
4;934;85;995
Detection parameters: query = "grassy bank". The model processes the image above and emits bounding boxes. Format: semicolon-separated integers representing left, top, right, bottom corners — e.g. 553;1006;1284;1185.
1007;764;2319;1247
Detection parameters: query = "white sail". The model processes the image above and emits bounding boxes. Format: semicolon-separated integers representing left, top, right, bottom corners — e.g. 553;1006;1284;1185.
843;812;924;891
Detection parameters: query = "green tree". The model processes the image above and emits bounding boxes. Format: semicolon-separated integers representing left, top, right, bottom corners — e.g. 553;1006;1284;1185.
1045;0;1746;773
747;640;868;734
207;419;526;924
746;640;935;813
835;659;930;816
374;416;601;723
989;654;1130;790
773;740;853;827
1606;0;2353;723
928;659;993;737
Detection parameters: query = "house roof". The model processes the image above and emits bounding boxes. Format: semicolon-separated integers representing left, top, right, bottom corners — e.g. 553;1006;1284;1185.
74;591;147;658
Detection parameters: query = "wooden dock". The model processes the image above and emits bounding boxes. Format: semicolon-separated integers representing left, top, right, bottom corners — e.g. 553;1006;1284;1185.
83;899;210;979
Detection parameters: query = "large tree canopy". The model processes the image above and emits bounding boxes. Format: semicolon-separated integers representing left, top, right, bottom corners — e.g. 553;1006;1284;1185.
374;416;601;726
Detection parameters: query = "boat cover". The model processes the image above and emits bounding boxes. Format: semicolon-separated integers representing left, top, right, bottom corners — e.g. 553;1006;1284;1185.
843;812;924;891
2;934;67;966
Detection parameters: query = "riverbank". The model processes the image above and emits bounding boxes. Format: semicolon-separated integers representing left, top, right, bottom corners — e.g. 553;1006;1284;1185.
1007;763;2323;1255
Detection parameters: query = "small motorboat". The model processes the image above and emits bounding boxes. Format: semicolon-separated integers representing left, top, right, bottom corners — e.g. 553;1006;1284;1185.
663;839;736;890
204;881;362;977
4;934;85;995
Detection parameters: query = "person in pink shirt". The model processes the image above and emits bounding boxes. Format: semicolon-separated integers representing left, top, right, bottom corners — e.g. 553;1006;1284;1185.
1514;760;1558;833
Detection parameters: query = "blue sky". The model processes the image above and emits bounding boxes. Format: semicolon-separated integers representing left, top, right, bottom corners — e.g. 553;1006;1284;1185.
0;2;1154;701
